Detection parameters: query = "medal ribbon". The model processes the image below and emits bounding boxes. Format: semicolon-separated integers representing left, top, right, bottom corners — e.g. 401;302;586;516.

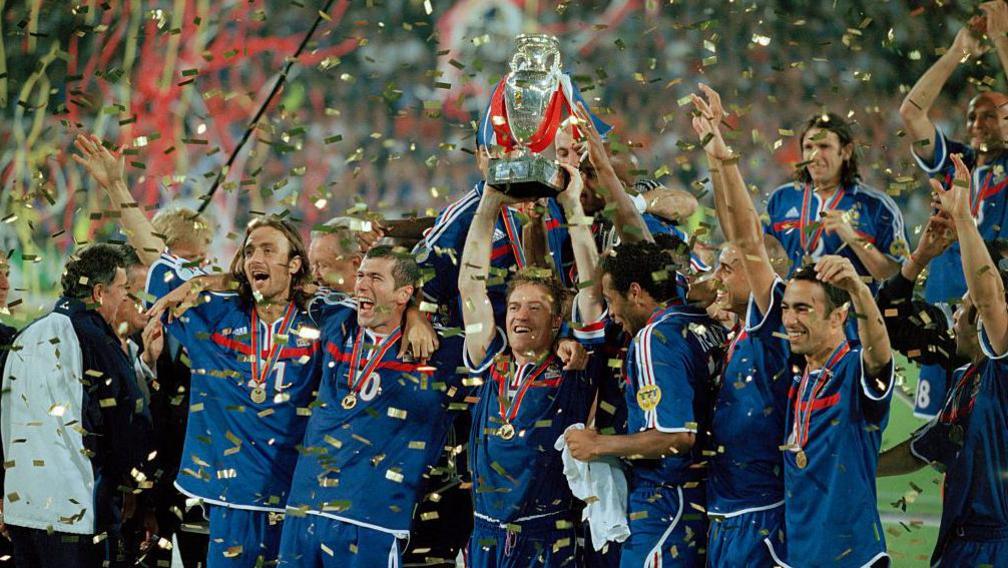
799;184;846;255
971;170;995;217
724;324;747;366
496;355;556;425
939;364;980;423
249;303;297;389
346;326;402;395
791;341;851;449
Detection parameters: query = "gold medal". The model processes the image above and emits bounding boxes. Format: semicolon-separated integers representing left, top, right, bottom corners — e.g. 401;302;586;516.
795;449;808;469
636;384;662;412
341;393;358;410
802;253;814;267
250;386;266;404
498;422;516;440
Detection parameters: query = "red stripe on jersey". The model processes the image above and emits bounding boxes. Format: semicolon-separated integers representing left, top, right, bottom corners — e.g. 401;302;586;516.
792;392;841;412
324;341;421;372
213;333;251;355
772;220;800;232
212;333;318;359
854;230;876;244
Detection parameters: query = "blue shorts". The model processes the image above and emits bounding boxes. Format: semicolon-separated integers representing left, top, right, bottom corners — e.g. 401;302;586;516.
205;505;284;568
707;505;785;566
937;533;1008;567
619;484;707;568
468;513;579;567
277;514;403;568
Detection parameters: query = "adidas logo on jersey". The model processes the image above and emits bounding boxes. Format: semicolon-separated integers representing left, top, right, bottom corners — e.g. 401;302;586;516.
784;206;800;218
493;228;507;242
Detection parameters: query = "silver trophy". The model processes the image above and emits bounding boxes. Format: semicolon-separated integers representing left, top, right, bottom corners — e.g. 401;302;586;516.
487;34;565;198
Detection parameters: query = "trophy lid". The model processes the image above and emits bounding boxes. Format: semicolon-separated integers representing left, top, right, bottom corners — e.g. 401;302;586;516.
510;33;561;76
514;33;560;51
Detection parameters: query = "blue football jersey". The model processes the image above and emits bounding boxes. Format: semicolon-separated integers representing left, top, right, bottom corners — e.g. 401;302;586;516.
783;345;893;567
464;329;595;523
284;303;467;536
414;181;525;329
910;324;1008;565
624;304;727;488
913;129;1008;303
571;301;630;435
145;253;325;512
764;181;909;291
708;279;790;516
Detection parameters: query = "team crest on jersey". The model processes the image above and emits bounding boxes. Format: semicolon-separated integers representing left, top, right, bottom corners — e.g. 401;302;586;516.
889;236;909;259
637;384;662;411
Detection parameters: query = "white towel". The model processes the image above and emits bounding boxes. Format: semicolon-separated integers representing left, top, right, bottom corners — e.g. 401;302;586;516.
554;423;630;550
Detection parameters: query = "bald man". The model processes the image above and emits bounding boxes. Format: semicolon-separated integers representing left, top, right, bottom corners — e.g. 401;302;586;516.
901;13;1008;419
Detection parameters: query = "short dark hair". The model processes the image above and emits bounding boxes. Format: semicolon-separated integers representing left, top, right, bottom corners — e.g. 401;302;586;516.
599;236;689;303
790;265;850;313
118;244;142;269
365;245;419;289
61;243;128;300
505;267;566;317
797;112;861;188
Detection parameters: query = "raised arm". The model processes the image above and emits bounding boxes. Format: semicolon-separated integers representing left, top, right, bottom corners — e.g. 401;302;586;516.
556;164;603;323
899;25;986;160
938;153;1008;354
520;200;551;269
459;188;505;366
638;184;698;224
982;2;1008;85
817;255;892;376
573;103;653;244
692;84;778;314
73;133;163;265
876;213;959;367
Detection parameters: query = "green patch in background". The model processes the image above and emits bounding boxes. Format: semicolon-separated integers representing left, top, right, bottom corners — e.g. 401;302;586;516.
879;356;943;567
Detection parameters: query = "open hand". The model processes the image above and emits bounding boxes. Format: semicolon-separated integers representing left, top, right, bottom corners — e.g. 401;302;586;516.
690;84;733;160
140;317;164;367
932;153;973;222
913;212;957;263
72;133;125;189
573;102;612;174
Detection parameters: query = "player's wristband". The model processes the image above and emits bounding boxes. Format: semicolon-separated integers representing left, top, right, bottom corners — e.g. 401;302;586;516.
630;193;647;214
